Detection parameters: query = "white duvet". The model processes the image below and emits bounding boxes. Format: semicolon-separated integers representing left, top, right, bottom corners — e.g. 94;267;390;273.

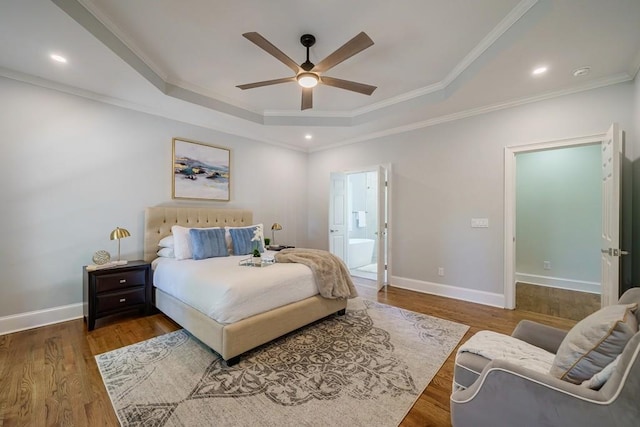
152;253;317;324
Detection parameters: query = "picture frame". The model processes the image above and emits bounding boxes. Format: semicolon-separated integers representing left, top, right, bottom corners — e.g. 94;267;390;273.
172;137;230;201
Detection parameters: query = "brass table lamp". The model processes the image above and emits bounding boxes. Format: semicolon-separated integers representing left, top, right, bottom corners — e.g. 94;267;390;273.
110;227;131;265
271;223;282;245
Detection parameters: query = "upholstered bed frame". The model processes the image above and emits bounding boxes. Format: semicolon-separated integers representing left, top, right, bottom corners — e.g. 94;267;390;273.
144;206;347;364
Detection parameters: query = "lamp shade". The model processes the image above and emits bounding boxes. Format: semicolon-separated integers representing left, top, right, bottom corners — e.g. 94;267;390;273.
110;227;131;240
270;223;283;245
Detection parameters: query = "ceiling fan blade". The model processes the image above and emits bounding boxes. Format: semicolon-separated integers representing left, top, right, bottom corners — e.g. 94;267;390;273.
236;76;296;90
320;76;376;95
301;87;313;110
312;32;374;73
242;32;301;74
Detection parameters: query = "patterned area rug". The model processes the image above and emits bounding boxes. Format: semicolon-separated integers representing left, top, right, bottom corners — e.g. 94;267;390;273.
96;298;468;426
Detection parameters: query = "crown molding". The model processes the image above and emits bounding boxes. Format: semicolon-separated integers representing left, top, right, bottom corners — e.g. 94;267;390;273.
309;73;633;153
0;67;306;152
3;64;630;155
441;0;538;87
54;0;544;128
350;0;540;117
76;0;168;82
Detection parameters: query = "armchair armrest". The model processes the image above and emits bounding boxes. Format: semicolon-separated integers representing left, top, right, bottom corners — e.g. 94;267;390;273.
511;320;567;354
451;359;610;427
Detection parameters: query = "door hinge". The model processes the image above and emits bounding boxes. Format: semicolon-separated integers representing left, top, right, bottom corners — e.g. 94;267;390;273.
384;264;388;270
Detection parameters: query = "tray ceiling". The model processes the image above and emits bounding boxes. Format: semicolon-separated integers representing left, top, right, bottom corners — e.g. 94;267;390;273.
1;0;639;150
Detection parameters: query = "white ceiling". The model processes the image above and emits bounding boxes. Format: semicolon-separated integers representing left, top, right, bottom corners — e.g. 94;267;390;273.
1;0;639;151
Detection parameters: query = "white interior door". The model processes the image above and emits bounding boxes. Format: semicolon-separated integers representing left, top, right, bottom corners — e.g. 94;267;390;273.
601;123;622;307
329;172;347;262
376;165;389;290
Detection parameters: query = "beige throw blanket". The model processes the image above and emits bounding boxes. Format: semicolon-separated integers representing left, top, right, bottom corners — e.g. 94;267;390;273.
456;330;555;375
275;248;358;299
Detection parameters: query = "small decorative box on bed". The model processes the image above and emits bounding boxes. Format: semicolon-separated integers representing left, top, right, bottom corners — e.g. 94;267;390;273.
238;257;275;267
144;206;356;366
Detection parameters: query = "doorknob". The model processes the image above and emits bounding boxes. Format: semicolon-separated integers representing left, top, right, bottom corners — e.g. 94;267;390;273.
330;229;337;233
601;248;630;256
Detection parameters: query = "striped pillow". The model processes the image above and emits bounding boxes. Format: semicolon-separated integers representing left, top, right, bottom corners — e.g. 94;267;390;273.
189;228;228;260
228;225;264;255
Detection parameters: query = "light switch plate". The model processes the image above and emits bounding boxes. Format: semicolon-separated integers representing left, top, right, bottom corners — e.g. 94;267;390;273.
471;218;489;228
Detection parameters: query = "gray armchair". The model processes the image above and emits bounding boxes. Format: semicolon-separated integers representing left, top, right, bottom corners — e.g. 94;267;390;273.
450;288;640;427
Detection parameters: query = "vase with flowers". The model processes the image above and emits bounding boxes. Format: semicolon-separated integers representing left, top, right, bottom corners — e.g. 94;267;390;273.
251;225;263;265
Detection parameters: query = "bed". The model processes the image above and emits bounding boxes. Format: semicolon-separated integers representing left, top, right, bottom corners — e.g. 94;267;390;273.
144;206;348;365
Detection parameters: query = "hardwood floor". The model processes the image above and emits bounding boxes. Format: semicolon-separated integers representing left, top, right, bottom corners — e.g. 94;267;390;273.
0;284;575;427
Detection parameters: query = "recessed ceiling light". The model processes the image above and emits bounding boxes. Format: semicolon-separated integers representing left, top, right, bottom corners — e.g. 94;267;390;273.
573;66;591;77
50;54;67;63
304;134;312;140
532;66;548;76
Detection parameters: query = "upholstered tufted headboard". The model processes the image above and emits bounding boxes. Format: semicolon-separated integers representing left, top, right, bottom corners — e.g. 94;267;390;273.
144;206;253;262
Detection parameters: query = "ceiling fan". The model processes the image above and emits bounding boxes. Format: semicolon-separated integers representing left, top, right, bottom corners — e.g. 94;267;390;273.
237;32;377;110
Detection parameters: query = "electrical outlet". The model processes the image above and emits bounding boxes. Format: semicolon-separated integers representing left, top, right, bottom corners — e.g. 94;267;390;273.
438;267;444;276
543;261;551;270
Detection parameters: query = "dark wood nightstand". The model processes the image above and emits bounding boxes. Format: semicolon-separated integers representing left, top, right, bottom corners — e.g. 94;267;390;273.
83;260;152;330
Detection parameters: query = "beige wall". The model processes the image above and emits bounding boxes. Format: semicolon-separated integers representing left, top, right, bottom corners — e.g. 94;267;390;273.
0;76;309;319
1;75;638;323
307;82;636;304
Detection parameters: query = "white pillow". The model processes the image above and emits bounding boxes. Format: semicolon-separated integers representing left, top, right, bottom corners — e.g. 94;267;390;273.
225;224;264;254
581;354;620;390
158;235;174;248
156;247;175;258
171;225;193;260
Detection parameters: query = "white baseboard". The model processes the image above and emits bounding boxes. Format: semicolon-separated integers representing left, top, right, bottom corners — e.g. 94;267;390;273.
391;276;505;308
515;273;600;294
0;303;84;336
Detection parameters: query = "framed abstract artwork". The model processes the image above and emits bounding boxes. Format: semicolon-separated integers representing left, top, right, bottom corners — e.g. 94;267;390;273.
172;138;231;201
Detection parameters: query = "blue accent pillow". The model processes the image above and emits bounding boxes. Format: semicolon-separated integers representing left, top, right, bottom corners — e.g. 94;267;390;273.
189;228;228;260
228;226;264;255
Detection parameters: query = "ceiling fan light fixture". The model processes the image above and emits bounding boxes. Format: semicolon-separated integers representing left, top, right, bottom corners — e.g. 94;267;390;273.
297;72;319;88
239;31;376;110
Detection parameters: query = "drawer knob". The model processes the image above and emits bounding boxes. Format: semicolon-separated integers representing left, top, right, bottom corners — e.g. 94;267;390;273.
119;298;126;302
119;279;126;283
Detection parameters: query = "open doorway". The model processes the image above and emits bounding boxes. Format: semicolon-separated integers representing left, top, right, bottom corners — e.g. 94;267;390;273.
504;124;625;315
514;144;602;320
329;165;390;290
347;171;378;280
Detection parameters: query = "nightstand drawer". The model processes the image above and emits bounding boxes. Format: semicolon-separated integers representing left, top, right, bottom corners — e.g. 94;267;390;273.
96;287;146;314
95;269;146;292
